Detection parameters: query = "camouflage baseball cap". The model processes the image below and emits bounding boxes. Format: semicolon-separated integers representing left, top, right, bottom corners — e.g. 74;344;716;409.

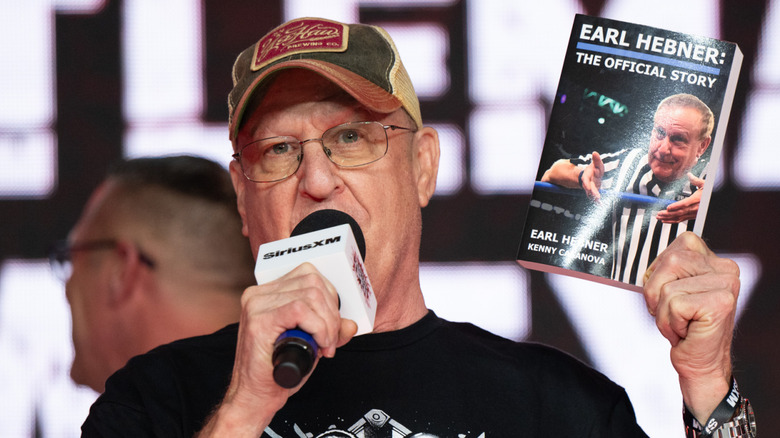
228;17;422;143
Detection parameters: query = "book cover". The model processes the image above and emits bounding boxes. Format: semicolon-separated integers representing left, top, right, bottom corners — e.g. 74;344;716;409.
516;14;743;291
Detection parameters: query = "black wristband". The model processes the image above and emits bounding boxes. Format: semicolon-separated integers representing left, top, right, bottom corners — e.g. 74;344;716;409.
683;376;741;437
578;169;585;188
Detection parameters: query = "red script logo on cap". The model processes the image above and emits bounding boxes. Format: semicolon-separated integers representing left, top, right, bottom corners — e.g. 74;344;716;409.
252;18;349;72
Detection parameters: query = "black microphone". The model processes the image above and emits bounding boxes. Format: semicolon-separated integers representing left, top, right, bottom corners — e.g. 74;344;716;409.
253;210;374;388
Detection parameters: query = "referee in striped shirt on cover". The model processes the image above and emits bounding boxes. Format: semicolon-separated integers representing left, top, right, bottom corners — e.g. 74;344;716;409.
542;93;714;285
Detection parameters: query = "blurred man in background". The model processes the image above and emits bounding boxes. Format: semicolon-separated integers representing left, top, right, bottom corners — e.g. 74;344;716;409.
50;155;256;392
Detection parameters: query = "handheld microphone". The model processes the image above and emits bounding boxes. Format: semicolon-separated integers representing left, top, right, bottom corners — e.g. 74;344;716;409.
254;210;376;388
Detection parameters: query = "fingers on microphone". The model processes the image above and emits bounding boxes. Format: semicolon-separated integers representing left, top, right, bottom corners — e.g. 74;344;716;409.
286;275;342;353
241;264;343;355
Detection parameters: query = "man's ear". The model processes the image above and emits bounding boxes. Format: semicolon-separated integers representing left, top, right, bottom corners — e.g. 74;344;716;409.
697;136;712;157
413;126;440;208
229;160;250;238
107;240;147;307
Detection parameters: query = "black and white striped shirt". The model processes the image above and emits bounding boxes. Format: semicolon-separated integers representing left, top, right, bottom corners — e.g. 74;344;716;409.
571;148;705;286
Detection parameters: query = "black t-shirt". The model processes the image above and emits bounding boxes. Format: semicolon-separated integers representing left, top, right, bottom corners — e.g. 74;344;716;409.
82;311;649;437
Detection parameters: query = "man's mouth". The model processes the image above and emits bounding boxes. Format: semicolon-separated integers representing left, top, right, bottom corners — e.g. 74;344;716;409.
652;154;676;165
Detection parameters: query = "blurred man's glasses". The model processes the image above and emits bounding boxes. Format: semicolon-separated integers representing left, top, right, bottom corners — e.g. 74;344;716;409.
48;239;155;282
232;121;416;183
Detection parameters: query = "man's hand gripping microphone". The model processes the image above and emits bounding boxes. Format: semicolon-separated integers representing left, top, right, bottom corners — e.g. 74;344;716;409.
253;209;373;389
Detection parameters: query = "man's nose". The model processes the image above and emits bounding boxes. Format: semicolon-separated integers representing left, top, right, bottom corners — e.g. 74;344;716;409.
656;138;672;154
296;139;341;200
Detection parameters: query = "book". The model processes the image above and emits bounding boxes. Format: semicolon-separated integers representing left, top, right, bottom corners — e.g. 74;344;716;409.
516;14;743;291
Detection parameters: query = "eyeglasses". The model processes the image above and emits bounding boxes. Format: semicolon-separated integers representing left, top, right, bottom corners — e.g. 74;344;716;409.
232;121;416;183
48;239;156;282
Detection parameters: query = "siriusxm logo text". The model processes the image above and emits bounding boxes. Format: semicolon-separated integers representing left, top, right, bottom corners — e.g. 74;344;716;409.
263;235;341;259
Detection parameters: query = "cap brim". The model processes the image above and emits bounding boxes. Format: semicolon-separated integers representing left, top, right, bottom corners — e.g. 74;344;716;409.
230;59;403;142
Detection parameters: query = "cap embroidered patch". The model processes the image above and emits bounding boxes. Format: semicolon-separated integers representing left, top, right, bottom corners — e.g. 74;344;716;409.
252;18;349;72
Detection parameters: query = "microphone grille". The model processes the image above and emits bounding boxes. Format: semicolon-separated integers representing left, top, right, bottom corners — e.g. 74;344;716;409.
291;210;366;259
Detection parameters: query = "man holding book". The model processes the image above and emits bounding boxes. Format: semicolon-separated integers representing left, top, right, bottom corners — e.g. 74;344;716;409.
81;18;753;438
54;155;256;393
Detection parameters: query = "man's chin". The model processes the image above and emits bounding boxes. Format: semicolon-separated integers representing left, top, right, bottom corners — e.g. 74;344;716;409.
69;360;96;391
